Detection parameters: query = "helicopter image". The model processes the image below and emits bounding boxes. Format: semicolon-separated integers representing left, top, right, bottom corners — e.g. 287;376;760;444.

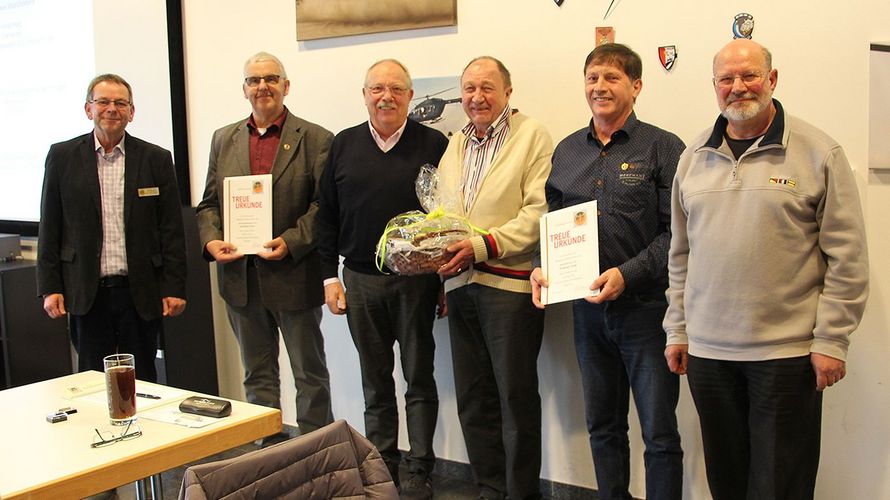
408;87;461;124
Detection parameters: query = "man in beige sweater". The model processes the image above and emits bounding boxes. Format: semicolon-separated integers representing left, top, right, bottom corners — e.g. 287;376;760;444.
437;56;553;500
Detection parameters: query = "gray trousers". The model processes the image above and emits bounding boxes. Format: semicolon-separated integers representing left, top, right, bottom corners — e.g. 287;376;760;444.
226;265;333;434
343;267;440;480
446;283;545;500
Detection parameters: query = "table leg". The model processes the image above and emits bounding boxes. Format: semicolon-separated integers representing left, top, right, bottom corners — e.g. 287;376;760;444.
134;478;149;500
150;473;164;499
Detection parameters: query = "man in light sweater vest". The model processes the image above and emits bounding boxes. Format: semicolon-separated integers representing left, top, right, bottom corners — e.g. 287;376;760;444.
437;56;553;500
663;39;869;500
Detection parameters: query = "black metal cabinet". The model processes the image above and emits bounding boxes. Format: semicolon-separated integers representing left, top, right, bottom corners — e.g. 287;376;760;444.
0;260;72;388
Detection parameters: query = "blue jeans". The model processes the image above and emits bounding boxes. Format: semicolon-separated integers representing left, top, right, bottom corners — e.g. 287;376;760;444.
573;296;682;500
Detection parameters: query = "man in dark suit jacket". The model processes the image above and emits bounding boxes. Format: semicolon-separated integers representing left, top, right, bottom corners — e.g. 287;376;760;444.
37;74;187;383
196;52;334;439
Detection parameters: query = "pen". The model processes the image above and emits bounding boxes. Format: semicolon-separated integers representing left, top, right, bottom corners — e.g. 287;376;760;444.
136;392;161;400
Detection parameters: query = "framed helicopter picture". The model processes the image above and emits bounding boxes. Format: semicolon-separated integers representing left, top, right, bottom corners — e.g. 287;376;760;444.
296;0;458;41
408;76;463;138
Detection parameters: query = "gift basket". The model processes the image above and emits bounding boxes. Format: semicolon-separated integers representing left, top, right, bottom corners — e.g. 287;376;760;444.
375;165;481;275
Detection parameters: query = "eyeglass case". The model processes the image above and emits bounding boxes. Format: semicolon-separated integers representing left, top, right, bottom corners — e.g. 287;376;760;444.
179;396;232;418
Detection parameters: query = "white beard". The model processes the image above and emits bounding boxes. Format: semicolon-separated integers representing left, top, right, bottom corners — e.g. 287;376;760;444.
721;93;770;121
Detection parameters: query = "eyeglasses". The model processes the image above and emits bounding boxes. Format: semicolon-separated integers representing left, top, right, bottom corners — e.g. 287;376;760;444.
365;84;409;97
244;75;282;87
91;422;142;448
89;99;131;109
713;73;764;88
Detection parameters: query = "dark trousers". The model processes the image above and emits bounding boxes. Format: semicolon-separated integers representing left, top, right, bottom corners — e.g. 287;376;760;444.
343;268;440;481
447;283;545;500
225;265;333;434
572;298;682;500
70;285;160;382
687;355;823;500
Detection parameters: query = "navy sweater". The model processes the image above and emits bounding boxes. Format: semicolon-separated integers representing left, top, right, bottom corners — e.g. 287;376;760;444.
316;119;448;278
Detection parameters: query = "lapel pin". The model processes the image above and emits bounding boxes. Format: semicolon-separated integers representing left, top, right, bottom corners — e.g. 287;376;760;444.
283;143;291;150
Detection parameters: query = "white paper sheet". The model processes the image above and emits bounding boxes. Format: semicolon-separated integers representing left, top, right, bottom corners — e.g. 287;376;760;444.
224;174;273;255
539;200;600;305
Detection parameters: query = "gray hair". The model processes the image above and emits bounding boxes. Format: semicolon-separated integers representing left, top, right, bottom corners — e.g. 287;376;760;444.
244;51;288;79
364;58;413;89
712;45;773;74
86;74;133;103
463;56;512;88
761;46;773;71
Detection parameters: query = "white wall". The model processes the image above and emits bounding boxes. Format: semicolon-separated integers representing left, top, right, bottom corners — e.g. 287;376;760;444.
181;1;890;498
93;0;173;153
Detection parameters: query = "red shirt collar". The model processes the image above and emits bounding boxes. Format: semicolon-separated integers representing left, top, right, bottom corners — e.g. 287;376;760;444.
247;107;288;134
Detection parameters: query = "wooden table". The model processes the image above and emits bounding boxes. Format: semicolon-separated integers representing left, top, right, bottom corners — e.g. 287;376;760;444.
0;371;281;499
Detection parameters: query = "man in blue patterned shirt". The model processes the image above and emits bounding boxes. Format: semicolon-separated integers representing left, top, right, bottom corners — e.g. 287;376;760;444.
531;44;684;500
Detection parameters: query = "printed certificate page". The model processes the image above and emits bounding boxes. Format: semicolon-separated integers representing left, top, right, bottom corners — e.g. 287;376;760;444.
223;174;272;255
539;200;600;305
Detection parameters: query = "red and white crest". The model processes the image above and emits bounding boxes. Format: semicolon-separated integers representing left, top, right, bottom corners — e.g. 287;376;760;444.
658;45;677;71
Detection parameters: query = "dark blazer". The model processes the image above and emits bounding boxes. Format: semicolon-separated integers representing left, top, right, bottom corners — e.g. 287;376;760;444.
37;132;187;320
196;111;332;310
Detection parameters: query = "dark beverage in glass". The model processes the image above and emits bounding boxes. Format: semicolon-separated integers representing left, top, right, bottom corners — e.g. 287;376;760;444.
103;354;137;425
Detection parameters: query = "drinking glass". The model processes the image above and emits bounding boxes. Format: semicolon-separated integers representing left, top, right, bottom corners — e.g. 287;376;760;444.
103;353;137;425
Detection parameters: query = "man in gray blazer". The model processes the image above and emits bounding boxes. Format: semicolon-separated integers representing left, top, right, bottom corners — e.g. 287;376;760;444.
196;52;334;439
38;73;187;383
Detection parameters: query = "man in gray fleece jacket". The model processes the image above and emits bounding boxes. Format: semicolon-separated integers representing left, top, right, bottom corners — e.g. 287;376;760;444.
663;39;868;500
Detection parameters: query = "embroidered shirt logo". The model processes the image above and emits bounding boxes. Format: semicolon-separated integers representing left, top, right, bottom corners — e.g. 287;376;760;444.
619;163;646;185
769;177;797;188
618;162;646;186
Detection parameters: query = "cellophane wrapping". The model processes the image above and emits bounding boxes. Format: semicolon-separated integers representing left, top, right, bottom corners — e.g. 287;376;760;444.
376;164;473;275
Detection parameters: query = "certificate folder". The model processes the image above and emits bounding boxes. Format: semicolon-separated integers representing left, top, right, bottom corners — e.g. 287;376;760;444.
223;174;273;255
539;200;600;305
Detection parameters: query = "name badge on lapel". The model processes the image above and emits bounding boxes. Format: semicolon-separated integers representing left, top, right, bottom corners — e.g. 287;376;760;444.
138;187;160;197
